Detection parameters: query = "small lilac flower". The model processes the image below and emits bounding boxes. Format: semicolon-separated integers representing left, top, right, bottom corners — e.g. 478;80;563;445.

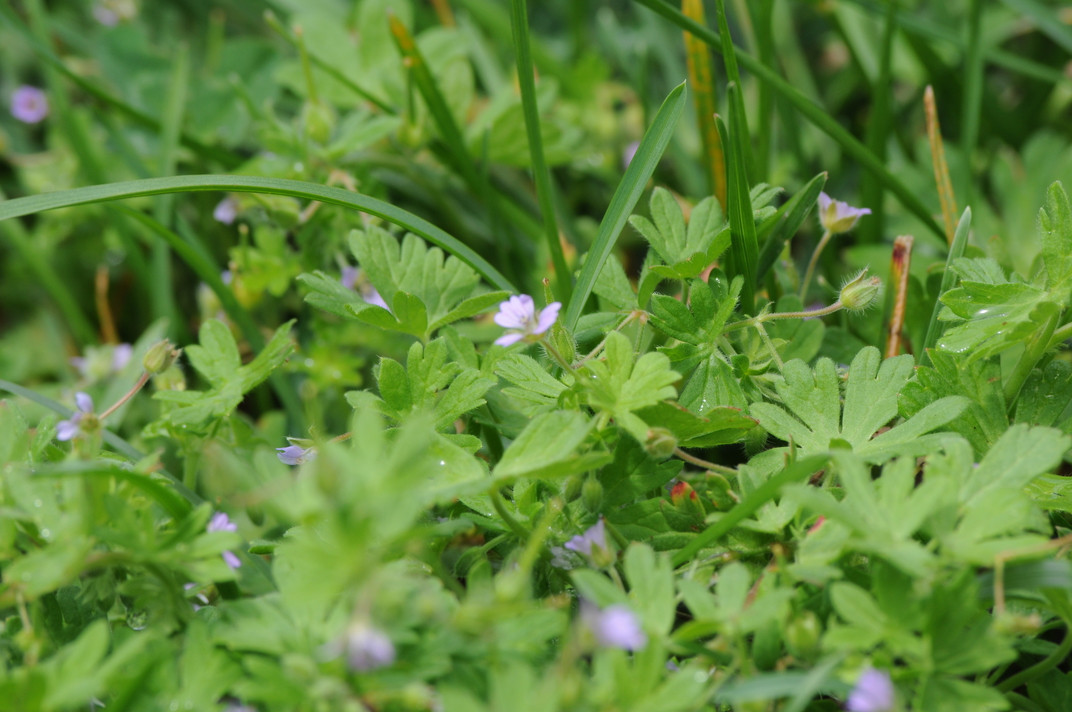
817;192;871;234
493;295;561;347
214;198;238;225
207;512;241;569
56;392;95;441
276;444;317;466
92;5;119;25
340;266;359;290
845;668;894;712
564;519;613;567
346;623;396;671
11;86;48;124
582;601;647;651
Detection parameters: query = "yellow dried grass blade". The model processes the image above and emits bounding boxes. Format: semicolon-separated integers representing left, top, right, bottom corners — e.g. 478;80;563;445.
884;234;914;358
925;86;958;246
683;0;726;207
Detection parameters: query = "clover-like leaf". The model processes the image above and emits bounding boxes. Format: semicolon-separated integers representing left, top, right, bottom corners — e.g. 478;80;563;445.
751;346;967;461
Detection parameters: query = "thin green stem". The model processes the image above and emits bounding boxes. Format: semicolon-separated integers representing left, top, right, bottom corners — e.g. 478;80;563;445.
490;486;531;541
799;230;832;300
542;339;575;372
99;372;151;422
724;301;845;333
998;625;1072;692
753;320;784;370
673;448;738;476
574;312;640;367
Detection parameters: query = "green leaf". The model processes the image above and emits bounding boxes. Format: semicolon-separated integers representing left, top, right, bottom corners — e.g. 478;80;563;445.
962;423;1070;505
636;401;755;447
623;544;676;636
751;347;967;461
493;411;604;481
629;189;730;279
1039;180;1072;297
495;353;569;414
581;332;680;441
155;320;295;426
900;349;1008;455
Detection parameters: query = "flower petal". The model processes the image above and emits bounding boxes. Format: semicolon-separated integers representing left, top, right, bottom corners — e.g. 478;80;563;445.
75;392;94;414
56;419;79;441
535;302;562;334
494;332;524;347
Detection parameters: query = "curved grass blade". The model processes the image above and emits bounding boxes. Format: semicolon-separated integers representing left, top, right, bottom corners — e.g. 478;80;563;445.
562;82;687;331
671;454;829;567
631;0;944;242
0;174;516;292
32;462;192;521
920;207;971;365
510;0;571;301
714;0;754;181
756;172;827;281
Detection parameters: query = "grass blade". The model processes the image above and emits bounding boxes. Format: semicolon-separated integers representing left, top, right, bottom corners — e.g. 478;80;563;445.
562;82;687;331
714;0;754;181
920;207;971;364
0;175;516;292
925;86;959;245
510;0;571;302
683;0;726;205
631;0;945;242
859;0;897;244
960;0;985;209
755;172;827;282
717;91;758;314
884;234;914;358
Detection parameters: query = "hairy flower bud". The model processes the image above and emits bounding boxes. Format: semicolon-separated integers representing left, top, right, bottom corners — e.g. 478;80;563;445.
581;476;604;513
839;270;882;312
143;339;181;374
644;427;677;460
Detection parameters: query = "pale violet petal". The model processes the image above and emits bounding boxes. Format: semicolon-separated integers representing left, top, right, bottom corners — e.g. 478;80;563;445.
75;392;94;414
494;332;525;347
535;302;562;334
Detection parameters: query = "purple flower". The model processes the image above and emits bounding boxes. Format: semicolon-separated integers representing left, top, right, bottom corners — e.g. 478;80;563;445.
845;668;894;712
564;519;613;567
214;198;238;225
346;623;396;671
340;266;360;290
11;86;48;124
207;512;241;569
56;393;95;441
493;295;561;347
276;444;316;466
817;192;871;234
70;343;133;380
582;601;647;651
340;266;389;310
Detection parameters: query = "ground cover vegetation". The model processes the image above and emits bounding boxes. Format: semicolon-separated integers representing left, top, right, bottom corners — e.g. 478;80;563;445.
2;0;1072;710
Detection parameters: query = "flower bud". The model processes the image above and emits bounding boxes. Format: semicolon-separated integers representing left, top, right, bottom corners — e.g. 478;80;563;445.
143;339;181;374
784;610;822;659
839;270;882;312
301;101;336;144
644;427;677;460
581;475;604;513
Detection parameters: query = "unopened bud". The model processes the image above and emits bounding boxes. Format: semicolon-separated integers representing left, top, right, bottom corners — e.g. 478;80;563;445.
581;475;604;513
143;339;181;374
644;427;677;460
301;101;336;144
839;270;881;312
